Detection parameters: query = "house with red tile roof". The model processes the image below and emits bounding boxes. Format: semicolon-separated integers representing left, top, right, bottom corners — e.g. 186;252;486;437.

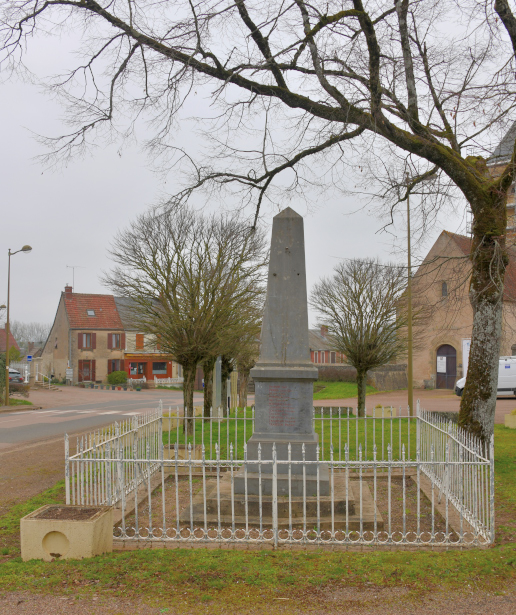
0;326;21;354
41;285;126;383
411;230;516;389
308;325;344;365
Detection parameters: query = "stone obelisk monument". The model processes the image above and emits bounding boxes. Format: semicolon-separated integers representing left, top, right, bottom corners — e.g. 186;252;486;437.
235;207;329;496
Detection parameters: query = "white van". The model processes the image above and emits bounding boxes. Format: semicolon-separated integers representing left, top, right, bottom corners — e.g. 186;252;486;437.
455;356;516;397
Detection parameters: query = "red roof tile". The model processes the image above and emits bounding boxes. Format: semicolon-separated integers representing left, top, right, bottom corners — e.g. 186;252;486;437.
0;328;20;353
63;293;124;330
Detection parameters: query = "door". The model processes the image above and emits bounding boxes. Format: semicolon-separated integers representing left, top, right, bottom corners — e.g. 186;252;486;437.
436;345;457;389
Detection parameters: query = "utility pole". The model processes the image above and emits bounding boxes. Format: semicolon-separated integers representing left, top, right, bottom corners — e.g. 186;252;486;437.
406;187;414;417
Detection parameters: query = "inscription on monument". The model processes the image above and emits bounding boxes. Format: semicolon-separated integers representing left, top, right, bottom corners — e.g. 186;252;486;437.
268;383;296;428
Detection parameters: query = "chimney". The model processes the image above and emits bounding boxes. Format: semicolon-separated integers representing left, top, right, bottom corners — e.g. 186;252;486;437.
320;325;328;337
65;284;73;298
28;342;34;353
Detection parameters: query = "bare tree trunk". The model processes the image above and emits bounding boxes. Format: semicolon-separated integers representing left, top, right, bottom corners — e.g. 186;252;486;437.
203;356;216;420
357;370;367;418
221;355;232;416
238;369;249;408
459;196;507;443
182;362;196;436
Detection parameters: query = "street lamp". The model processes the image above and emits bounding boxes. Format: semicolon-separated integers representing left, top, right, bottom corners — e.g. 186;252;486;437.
4;245;32;406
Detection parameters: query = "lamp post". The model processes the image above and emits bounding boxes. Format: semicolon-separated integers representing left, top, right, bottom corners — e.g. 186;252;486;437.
4;245;32;406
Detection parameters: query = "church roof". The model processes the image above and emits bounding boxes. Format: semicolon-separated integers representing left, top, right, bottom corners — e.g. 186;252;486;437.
491;121;516;164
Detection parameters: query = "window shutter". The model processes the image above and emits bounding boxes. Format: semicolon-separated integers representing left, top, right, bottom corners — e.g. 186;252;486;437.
136;334;144;350
107;360;112;375
78;359;83;382
107;333;112;350
92;360;96;382
92;333;97;349
78;333;83;350
121;333;126;350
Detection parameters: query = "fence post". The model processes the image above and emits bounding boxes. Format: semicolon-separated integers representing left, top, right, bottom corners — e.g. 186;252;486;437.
64;434;70;505
490;434;495;544
272;442;278;548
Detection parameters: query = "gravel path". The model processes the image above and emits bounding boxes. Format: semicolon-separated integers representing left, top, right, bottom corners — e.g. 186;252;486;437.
1;585;515;614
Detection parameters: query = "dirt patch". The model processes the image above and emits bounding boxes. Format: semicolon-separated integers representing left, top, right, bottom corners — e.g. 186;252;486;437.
33;506;102;521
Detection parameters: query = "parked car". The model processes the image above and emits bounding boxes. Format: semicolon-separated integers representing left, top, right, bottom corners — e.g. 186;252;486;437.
8;368;24;384
455;356;516;397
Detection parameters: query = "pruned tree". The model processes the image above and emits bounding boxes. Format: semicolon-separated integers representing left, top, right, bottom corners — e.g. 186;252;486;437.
202;297;264;417
235;333;260;409
2;0;516;440
310;258;413;417
104;203;266;434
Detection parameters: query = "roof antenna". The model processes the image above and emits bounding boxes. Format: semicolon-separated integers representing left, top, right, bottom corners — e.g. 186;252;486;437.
66;265;86;291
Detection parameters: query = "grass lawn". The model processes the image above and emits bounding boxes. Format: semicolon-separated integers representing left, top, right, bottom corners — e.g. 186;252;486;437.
0;426;515;611
4;398;33;406
163;408;417;461
313;381;378;400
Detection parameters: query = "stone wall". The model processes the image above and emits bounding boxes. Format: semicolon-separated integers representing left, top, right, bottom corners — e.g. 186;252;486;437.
367;364;407;391
315;364;407;391
316;365;356;382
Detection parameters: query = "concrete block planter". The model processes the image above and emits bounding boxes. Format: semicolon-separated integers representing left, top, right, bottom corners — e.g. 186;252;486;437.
504;414;516;428
21;505;113;562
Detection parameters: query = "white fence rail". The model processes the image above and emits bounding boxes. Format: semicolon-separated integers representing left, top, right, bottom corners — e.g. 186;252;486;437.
154;377;184;386
65;402;494;548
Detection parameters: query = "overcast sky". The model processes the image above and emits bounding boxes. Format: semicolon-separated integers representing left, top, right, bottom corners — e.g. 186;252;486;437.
0;35;469;333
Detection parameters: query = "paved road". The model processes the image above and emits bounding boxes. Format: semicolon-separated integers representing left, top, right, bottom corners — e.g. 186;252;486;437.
0;389;205;451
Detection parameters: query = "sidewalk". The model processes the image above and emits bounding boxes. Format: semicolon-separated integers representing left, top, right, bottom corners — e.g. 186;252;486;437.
314;388;515;424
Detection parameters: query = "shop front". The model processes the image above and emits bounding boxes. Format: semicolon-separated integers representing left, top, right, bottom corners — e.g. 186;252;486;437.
124;354;176;381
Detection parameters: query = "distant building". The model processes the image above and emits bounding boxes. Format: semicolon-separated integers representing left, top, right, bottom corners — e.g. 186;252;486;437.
308;325;344;364
114;297;180;382
412;231;516;389
488;120;516;238
40;286;180;384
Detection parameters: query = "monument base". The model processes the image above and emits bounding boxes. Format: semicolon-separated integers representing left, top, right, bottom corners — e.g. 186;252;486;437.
179;474;383;530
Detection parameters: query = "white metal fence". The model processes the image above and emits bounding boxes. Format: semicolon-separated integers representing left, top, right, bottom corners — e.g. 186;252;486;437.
65;402;494;548
154;377;184;386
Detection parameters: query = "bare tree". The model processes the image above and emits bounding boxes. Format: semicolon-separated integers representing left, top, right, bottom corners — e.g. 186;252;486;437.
104;203;266;433
2;0;516;439
311;259;414;417
9;321;51;352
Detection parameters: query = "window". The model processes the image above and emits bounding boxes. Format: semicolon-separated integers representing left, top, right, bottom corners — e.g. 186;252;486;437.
108;359;121;374
441;282;448;297
130;362;146;375
87;309;95;316
78;332;96;350
111;334;121;349
330;351;336;364
153;362;167;374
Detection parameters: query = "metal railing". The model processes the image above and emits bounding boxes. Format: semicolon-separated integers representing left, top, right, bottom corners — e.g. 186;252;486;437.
64;401;494;547
65;407;162;506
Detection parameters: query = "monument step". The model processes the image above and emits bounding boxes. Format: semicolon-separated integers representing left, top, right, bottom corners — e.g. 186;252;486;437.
234;466;330;496
186;477;355;517
179;479;381;530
